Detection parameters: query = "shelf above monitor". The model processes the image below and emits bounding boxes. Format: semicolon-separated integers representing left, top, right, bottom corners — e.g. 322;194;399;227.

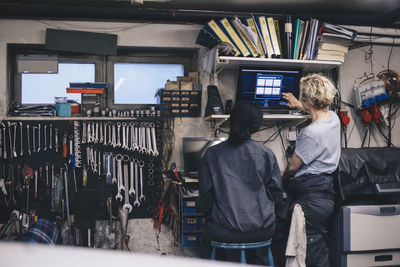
217;56;342;73
205;113;311;121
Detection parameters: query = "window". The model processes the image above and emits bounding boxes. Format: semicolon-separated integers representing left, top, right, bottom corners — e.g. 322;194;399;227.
114;63;184;104
107;51;194;108
21;63;95;104
10;45;195;109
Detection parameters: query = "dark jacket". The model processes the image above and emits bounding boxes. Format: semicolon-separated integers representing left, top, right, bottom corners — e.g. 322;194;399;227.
198;139;283;235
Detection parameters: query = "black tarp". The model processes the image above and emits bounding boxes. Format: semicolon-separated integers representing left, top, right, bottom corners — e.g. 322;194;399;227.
337;147;400;199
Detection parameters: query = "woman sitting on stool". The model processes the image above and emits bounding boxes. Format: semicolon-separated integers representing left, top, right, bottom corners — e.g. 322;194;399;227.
199;101;283;265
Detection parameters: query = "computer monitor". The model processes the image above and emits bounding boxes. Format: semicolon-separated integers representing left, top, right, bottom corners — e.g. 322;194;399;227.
182;137;227;177
236;66;301;111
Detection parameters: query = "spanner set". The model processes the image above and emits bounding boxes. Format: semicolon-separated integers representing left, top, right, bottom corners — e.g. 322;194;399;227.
82;121;159;157
83;118;163;219
0;117;163;244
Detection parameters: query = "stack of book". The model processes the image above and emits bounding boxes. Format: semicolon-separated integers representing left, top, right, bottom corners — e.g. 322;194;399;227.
291;18;320;60
201;15;282;58
198;16;357;61
315;23;357;63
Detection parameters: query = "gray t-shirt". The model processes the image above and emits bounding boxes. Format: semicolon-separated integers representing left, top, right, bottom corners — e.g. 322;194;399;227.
295;110;341;177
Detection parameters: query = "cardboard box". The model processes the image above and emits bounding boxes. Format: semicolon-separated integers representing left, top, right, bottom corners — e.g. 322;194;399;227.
189;72;199;84
165;81;179;90
177;76;192;82
179;81;192;91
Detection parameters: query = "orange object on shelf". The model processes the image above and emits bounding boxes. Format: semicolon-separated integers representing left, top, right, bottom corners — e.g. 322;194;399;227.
66;88;104;94
70;103;80;114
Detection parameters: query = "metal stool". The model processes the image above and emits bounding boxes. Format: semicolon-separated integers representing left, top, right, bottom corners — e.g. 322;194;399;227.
210;240;274;266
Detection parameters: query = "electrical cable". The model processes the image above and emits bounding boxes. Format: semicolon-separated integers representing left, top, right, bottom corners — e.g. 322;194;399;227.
277;127;289;165
162;119;175;170
343;127;348;148
375;123;397;147
261;127;280;144
346;121;357;144
37;19;154;33
390;113;396;130
361;128;368;147
388;98;393;147
368;127;372;147
258;124;282;132
369;27;374;75
387;37;395;69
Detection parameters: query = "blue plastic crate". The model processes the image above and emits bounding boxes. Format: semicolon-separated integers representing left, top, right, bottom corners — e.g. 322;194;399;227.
183;199;197;213
183;217;197;231
198;217;206;230
183;234;199;248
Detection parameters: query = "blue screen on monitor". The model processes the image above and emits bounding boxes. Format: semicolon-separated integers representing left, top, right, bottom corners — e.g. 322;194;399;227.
236;67;301;110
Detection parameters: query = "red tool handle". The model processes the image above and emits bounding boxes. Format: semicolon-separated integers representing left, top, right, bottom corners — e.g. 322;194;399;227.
63;143;68;158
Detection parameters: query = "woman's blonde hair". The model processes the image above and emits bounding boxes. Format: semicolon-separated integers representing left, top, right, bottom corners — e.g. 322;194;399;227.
300;73;337;110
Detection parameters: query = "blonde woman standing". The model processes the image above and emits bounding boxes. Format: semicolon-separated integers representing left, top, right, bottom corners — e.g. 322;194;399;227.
282;74;340;267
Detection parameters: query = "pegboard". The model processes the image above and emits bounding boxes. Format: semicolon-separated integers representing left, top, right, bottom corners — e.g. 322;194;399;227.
0;118;163;227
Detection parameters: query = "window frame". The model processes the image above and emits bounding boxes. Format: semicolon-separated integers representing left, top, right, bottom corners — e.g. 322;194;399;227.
8;45;196;109
106;50;195;109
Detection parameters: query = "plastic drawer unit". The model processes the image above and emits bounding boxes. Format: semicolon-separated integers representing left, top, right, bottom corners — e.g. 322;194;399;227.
337;205;400;267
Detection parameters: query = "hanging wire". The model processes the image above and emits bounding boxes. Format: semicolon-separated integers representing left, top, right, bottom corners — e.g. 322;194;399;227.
387;37;395;69
375;123;397;147
346;120;357;144
361;128;369;147
260;127;280;144
368;127;372;147
37;19;154;33
278;127;289;165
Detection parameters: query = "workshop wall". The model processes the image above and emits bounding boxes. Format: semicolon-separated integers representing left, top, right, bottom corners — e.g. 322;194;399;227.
339;45;400;148
0;19;399;256
0;19;205;256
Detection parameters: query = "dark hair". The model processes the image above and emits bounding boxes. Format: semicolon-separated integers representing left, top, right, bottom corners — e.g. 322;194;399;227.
228;101;263;145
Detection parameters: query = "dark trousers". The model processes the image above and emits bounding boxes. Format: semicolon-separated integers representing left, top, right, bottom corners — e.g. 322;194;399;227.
200;222;275;265
272;196;335;267
299;198;335;267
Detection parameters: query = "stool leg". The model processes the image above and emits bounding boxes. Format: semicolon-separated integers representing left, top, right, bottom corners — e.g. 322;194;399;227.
240;249;246;264
211;247;216;261
267;246;274;267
